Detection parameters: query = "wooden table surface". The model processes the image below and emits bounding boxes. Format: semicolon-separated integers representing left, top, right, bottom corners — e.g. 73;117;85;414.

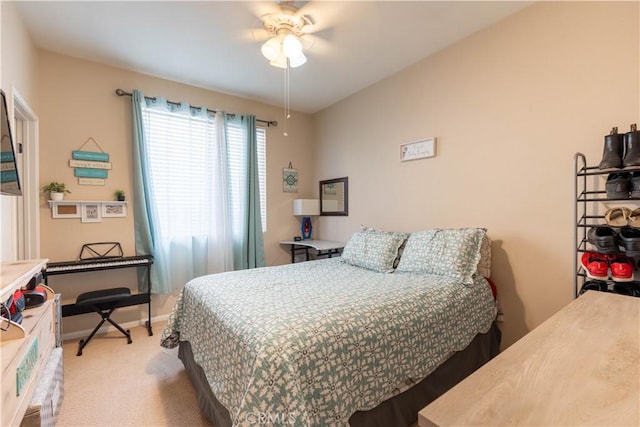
419;291;640;426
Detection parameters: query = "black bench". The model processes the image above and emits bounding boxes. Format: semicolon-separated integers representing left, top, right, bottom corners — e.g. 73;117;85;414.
75;287;132;356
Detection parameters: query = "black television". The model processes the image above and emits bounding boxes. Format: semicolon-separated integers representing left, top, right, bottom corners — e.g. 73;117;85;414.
1;89;22;196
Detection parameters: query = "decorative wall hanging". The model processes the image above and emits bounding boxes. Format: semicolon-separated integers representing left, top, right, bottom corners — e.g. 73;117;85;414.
400;137;437;162
70;137;111;185
283;162;298;193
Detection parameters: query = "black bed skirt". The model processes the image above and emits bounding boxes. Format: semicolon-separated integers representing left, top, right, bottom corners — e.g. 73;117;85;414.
178;322;501;427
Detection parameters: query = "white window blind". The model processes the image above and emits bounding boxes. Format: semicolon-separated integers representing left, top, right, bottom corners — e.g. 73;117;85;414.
142;108;266;235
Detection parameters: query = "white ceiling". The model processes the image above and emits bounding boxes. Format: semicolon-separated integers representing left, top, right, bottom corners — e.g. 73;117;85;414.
14;1;533;114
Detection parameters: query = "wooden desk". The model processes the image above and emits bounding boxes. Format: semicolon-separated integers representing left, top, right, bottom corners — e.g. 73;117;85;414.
419;291;640;426
280;240;345;263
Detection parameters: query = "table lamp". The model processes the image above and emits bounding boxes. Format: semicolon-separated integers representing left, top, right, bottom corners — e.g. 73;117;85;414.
293;199;320;240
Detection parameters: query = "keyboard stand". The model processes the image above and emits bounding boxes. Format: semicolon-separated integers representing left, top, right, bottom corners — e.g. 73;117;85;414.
44;255;154;336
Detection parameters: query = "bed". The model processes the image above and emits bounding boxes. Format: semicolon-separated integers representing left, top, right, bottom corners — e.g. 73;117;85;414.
161;228;500;426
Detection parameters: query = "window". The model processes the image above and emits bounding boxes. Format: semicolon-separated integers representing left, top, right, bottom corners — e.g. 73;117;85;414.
141;107;266;237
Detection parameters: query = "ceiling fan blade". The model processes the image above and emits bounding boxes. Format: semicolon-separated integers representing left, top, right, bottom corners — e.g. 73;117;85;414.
295;1;346;35
245;1;280;20
287;1;311;17
250;28;271;42
300;34;331;55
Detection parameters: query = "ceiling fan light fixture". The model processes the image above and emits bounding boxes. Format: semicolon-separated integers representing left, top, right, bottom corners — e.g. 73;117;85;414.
261;37;282;62
269;55;288;69
282;34;303;57
288;52;307;68
258;7;314;136
260;10;310;69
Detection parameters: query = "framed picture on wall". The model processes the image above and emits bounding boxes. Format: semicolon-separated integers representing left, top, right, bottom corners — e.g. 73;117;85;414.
81;203;102;223
51;202;81;219
283;167;298;193
400;137;436;162
101;202;127;218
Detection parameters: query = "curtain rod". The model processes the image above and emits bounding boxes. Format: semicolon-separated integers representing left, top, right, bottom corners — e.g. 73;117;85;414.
114;89;278;127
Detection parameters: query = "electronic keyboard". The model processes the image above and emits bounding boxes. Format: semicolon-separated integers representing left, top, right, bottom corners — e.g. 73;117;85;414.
45;255;153;275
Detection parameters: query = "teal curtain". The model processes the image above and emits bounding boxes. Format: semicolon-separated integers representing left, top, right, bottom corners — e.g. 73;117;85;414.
131;90;160;292
231;115;266;269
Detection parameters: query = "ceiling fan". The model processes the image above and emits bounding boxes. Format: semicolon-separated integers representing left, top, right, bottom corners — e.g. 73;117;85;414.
248;1;329;68
245;1;334;135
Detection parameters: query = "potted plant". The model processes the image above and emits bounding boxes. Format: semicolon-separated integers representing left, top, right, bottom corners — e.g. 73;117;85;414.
42;181;70;201
115;190;125;201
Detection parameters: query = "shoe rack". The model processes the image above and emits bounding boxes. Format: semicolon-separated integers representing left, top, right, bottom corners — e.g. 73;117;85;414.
573;152;640;298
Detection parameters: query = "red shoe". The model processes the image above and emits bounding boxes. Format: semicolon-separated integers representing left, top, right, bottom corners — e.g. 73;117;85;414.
608;253;635;282
580;252;609;280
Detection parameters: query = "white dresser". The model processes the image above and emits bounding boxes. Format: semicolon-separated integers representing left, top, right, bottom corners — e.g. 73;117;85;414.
1;259;58;427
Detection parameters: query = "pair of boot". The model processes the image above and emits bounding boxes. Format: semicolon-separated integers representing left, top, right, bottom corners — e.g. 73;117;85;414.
599;124;640;169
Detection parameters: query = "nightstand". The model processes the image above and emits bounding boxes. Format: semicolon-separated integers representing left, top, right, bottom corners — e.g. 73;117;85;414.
280;240;345;263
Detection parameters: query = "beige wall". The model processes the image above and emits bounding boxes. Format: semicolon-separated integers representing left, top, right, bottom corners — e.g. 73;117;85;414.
0;2;38;109
38;52;314;334
0;1;39;261
312;1;640;349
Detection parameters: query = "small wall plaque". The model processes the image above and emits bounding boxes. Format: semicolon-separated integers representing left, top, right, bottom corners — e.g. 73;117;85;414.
75;168;108;179
72;150;109;162
400;137;436;162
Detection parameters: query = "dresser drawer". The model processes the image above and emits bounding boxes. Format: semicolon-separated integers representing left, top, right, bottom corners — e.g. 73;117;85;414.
1;300;54;427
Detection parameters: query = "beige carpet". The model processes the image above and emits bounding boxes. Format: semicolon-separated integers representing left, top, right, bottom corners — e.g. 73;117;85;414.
56;322;212;426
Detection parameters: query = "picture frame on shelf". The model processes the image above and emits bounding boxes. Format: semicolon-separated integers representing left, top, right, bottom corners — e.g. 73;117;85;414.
101;202;127;218
81;203;102;223
51;202;81;219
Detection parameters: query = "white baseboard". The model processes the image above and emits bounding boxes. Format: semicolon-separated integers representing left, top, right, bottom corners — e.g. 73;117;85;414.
62;313;170;342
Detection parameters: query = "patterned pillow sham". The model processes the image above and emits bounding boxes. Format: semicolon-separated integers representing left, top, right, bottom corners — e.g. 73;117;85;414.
340;229;408;273
478;235;492;278
395;228;486;285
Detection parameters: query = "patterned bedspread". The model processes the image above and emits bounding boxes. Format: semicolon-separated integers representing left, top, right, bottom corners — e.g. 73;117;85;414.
161;258;496;426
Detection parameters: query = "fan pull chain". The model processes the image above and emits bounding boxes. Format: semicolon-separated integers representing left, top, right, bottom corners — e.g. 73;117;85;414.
283;61;290;137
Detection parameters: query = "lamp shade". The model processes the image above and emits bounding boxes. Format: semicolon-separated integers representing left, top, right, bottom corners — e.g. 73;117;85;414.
293;199;320;216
